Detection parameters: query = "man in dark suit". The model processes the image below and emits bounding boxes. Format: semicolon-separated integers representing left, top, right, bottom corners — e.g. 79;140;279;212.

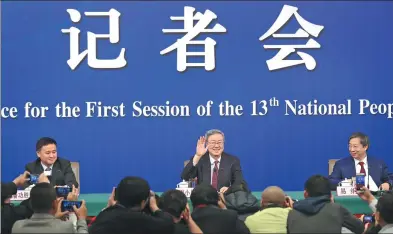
181;129;245;194
329;132;390;191
25;137;78;188
89;176;174;234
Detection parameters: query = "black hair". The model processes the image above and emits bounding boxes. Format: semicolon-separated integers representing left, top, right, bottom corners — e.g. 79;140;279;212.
376;192;393;224
36;137;57;152
305;175;331;197
30;183;57;213
116;176;150;208
159;189;187;218
190;184;218;207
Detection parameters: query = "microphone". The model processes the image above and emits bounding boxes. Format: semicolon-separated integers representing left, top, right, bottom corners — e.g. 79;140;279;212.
367;166;370;189
213;168;224;173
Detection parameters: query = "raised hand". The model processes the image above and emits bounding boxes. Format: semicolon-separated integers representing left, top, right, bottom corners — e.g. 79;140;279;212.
182;204;191;222
67;185;79;201
13;171;30;187
73;200;87;220
38;173;50;184
107;187;117;208
196;136;208;157
55;198;69;219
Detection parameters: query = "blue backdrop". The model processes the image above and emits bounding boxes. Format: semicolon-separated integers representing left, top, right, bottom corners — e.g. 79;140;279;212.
2;1;393;193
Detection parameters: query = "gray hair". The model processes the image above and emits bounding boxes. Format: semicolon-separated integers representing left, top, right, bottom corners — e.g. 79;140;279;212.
205;129;225;141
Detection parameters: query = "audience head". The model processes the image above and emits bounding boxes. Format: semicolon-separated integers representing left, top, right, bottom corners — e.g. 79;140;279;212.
205;129;224;157
190;184;218;207
159;190;188;221
375;192;393;226
116;176;150;210
30;182;57;214
36;137;58;166
348;132;369;160
261;186;286;208
304;175;332;199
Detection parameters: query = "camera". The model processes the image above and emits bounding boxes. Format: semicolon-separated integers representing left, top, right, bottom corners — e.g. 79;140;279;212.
356;173;366;190
61;200;82;212
363;215;375;224
27;174;39;184
55;187;72;198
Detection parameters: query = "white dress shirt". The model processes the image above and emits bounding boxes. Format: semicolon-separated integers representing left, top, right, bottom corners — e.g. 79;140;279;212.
210;155;221;185
353;156;378;191
41;162;53;176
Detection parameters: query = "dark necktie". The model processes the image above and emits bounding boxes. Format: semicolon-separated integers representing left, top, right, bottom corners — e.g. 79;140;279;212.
359;162;366;174
211;161;219;190
45;167;52;181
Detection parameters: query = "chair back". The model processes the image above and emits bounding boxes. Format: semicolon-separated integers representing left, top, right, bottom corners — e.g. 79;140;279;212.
328;159;338;175
71;162;80;189
388;173;393;187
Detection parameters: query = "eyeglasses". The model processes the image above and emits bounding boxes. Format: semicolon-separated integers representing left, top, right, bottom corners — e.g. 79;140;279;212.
207;141;224;146
348;144;362;150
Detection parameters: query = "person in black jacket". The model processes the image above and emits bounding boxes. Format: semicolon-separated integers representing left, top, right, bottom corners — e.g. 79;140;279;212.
159;189;203;234
287;175;364;234
1;172;33;234
190;184;250;234
24;137;78;188
89;176;174;234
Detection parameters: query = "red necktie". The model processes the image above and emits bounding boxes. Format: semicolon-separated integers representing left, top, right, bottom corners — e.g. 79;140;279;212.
211;161;219;190
359;162;366;174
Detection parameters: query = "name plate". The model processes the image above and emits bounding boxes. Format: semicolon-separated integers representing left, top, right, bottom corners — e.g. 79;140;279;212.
336;186;357;196
10;190;30;201
176;188;194;198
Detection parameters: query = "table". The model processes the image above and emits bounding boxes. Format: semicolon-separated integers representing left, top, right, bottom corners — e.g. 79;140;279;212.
12;191;373;216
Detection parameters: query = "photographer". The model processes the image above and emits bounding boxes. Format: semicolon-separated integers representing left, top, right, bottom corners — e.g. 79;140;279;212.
1;171;32;234
287;175;364;234
11;182;88;233
357;187;393;233
159;189;203;234
190;184;249;234
88;176;174;234
245;186;293;233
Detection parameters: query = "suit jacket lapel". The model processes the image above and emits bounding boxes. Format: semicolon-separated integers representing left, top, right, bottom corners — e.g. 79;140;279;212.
218;153;229;189
51;161;60;186
367;157;377;179
349;157;356;177
202;154;211;185
35;160;44;174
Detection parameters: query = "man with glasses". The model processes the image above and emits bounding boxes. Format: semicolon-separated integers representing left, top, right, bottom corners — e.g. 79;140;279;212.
181;129;245;194
329;132;390;191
